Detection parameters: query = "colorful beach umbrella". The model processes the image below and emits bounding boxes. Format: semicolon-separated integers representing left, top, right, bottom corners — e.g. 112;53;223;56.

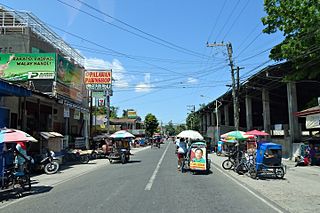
0;128;38;143
220;130;254;141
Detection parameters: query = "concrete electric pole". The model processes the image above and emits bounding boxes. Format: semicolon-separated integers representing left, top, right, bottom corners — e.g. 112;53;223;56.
207;42;239;130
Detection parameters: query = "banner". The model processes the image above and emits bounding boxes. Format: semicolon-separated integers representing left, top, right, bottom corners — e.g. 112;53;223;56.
306;114;320;129
0;53;55;81
189;147;206;170
57;55;83;90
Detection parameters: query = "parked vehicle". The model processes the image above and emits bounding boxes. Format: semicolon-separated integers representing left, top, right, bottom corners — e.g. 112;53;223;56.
222;150;238;170
251;142;286;179
32;149;60;174
64;149;90;164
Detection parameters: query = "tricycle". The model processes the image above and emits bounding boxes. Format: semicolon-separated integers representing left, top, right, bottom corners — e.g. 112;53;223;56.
250;142;286;179
187;141;211;174
106;130;134;164
107;139;132;164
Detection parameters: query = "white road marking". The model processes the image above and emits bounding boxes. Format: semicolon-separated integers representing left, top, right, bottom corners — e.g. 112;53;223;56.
145;142;170;191
213;162;285;213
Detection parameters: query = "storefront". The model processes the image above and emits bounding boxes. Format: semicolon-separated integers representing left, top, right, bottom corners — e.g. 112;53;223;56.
0;79;32;128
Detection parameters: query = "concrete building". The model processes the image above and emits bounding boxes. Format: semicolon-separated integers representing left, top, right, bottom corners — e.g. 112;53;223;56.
0;7;89;149
196;62;320;158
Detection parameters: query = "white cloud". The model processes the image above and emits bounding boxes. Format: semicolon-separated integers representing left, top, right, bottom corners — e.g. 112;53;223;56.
187;77;198;84
135;73;154;93
84;58;129;88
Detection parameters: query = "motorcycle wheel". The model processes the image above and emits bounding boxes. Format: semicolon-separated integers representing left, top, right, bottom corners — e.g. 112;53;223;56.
80;155;90;164
91;152;97;159
121;153;126;164
274;167;284;179
44;161;60;175
222;159;234;170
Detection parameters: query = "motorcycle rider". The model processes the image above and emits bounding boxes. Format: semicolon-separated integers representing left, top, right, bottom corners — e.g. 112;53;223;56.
176;138;187;170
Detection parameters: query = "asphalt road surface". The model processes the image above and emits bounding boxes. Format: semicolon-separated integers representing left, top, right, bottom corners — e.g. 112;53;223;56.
0;141;284;213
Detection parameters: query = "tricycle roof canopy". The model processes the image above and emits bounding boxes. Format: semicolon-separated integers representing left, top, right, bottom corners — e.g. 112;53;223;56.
109;130;135;139
176;130;204;140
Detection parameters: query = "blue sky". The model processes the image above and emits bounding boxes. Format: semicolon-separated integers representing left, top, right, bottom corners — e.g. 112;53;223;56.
1;0;284;125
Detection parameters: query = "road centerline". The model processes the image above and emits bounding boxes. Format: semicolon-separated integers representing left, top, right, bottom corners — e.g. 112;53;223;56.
144;142;171;191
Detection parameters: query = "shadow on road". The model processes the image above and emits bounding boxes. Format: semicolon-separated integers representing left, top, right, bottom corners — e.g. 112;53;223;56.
109;160;142;165
0;185;53;202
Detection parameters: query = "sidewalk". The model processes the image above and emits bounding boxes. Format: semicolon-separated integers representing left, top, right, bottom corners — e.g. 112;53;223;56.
209;153;320;213
33;146;150;187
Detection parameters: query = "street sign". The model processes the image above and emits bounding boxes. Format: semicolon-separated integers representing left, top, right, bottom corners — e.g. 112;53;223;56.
86;84;111;91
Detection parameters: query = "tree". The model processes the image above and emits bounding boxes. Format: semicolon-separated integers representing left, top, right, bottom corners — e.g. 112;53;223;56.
175;124;186;134
165;121;176;136
144;113;159;137
186;112;200;131
110;106;119;118
262;0;320;80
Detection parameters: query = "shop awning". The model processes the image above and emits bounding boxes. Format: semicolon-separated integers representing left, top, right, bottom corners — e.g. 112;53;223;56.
0;80;32;97
295;106;320;117
40;132;64;140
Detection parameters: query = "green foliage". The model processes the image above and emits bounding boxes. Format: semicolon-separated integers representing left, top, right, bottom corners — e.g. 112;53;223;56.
262;0;320;80
92;106;118;118
144;113;159;137
110;106;119;118
165;121;176;136
176;124;186;134
186;113;200;131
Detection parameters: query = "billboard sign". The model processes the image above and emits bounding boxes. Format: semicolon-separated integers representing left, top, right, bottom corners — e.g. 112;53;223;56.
127;110;137;119
84;70;112;91
57;55;84;90
0;53;55;81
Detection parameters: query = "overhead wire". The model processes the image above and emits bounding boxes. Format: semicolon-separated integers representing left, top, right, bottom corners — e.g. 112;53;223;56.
214;0;241;41
58;0;212;60
207;0;228;42
221;0;250;41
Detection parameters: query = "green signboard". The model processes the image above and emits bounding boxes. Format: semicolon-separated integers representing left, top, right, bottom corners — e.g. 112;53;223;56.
0;53;56;81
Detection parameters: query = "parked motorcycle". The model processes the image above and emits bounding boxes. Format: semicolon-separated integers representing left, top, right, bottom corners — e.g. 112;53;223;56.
64;149;90;164
33;150;60;175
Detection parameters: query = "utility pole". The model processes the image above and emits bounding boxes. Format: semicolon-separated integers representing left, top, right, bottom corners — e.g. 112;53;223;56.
187;105;195;129
207;42;239;130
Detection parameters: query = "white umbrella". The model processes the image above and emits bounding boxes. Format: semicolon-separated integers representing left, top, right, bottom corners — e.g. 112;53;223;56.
176;130;204;140
109;130;135;139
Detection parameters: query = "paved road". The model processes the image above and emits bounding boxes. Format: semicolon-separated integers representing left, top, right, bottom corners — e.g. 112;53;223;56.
1;141;285;213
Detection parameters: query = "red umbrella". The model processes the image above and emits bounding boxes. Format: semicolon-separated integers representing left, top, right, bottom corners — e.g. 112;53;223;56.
245;130;269;136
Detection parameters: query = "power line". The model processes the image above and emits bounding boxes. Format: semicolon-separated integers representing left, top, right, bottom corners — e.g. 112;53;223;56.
215;0;241;41
207;0;228;42
222;0;250;41
58;0;211;59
